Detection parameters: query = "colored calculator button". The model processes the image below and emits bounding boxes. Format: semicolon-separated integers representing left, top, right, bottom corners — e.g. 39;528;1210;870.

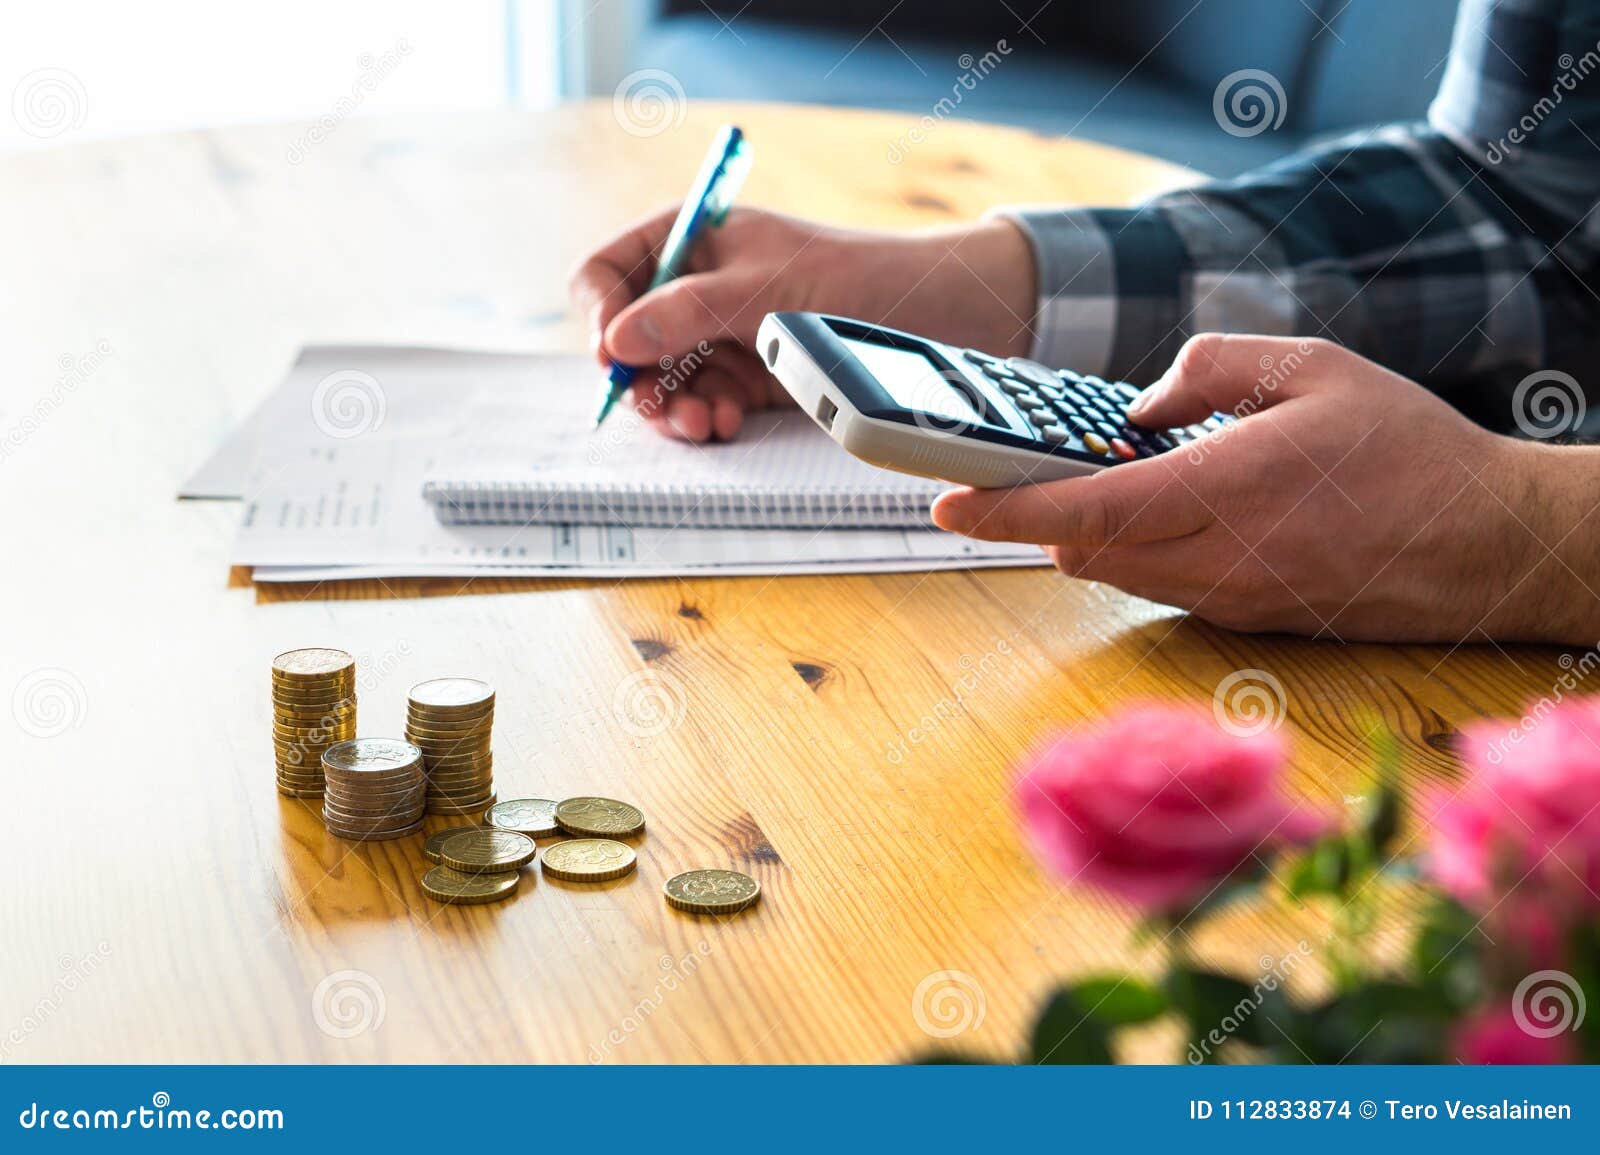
1110;438;1137;460
1082;432;1110;455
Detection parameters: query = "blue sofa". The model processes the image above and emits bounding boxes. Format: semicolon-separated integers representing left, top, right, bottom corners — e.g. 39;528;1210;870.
627;0;1463;177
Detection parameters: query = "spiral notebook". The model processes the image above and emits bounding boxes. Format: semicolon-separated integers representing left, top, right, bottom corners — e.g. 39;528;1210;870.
423;407;947;530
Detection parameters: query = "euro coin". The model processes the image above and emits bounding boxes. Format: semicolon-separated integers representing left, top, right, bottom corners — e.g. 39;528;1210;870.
663;869;761;914
555;796;645;838
324;817;426;842
272;647;356;678
323;738;422;774
420;866;518;905
408;676;495;714
423;825;484;863
436;828;536;873
541;838;636;882
485;798;560;838
427;794;497;816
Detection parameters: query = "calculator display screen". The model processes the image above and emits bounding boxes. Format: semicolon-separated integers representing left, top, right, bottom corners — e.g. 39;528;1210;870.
841;338;982;425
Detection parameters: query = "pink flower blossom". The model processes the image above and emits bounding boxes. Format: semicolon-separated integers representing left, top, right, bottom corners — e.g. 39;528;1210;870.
1430;696;1600;910
1016;703;1326;913
1454;1006;1576;1065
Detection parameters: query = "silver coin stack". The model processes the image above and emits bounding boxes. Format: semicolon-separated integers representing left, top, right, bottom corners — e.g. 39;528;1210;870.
320;738;427;841
404;677;497;816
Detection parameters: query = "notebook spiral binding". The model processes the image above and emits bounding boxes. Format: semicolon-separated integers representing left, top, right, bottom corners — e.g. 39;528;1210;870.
422;479;937;530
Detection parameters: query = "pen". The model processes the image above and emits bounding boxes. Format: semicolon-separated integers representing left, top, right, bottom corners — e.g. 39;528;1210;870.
592;123;753;429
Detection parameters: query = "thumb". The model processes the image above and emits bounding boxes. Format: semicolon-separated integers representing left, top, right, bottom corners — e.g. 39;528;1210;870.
1127;333;1315;429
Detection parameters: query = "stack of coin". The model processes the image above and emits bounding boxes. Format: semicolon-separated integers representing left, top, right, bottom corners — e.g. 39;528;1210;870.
271;648;357;797
321;738;426;841
404;677;496;815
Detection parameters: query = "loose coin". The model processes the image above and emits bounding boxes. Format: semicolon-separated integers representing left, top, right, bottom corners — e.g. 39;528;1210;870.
420;866;519;905
663;869;761;914
485;798;560;838
437;828;535;872
554;796;645;838
424;825;484;863
540;838;637;882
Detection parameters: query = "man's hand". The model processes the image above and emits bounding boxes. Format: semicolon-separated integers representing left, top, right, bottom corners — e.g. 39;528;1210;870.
932;334;1600;643
568;206;1035;441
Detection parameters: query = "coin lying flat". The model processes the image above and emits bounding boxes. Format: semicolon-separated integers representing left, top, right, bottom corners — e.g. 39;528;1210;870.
272;648;356;679
664;869;761;914
423;825;484;863
323;738;422;774
409;676;495;712
437;828;536;873
540;838;637;882
420;866;519;905
554;797;645;838
485;798;560;838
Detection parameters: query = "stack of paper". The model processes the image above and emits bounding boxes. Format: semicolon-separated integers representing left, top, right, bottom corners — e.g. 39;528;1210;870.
181;346;1048;583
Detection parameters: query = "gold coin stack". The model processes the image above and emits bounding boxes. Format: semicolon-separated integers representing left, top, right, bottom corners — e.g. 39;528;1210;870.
271;648;357;797
321;738;427;841
404;677;496;815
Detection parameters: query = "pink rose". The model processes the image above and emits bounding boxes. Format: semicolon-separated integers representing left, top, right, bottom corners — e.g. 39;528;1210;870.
1016;703;1326;912
1454;1005;1576;1065
1430;696;1600;910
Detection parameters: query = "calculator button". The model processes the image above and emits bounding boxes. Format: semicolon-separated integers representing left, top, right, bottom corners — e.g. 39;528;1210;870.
1110;438;1137;460
1057;386;1087;409
1065;415;1094;435
1082;432;1110;455
995;378;1031;397
963;348;1000;369
1004;357;1060;390
1027;409;1058;427
1038;384;1065;402
1185;424;1211;440
1109;381;1142;402
1014;394;1048;411
1201;415;1225;431
1039;424;1070;444
1058;369;1085;385
1095;420;1121;441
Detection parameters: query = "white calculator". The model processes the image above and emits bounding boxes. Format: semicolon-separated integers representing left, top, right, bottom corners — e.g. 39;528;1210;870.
756;311;1225;489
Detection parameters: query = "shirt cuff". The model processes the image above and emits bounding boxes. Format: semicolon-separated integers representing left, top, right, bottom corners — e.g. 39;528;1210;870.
986;206;1119;375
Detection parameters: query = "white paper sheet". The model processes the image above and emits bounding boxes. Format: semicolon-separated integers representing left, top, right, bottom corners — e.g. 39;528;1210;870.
203;346;1049;579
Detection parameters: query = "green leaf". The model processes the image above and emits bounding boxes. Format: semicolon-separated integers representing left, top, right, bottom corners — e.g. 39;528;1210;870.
1284;836;1354;898
1069;976;1168;1025
1165;967;1276;1049
1294;982;1450;1063
1029;987;1115;1064
1411;895;1483;1012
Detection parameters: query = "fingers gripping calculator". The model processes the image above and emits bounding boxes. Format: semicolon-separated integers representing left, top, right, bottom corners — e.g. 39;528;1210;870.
756;311;1228;489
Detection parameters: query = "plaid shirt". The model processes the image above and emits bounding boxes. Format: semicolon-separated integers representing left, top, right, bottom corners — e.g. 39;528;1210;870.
1001;0;1600;433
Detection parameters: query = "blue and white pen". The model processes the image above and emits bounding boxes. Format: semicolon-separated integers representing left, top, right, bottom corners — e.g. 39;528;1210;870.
591;123;753;430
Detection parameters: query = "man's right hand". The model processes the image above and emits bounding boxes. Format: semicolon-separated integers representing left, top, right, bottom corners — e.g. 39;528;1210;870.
568;206;1037;441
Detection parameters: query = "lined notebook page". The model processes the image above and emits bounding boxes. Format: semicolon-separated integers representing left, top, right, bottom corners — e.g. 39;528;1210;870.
425;404;948;530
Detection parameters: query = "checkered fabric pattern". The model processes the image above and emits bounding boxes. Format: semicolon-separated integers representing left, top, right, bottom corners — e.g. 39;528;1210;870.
999;0;1600;434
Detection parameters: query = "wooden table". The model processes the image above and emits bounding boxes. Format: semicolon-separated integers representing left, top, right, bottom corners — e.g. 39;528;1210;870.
0;102;1564;1063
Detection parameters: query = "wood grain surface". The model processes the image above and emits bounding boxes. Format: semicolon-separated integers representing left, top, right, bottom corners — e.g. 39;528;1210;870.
0;102;1567;1063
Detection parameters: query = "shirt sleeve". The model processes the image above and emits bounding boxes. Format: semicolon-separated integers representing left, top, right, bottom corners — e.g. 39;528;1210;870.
989;0;1600;431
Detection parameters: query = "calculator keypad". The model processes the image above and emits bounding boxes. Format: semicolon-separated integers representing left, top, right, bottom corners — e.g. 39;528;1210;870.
962;350;1230;462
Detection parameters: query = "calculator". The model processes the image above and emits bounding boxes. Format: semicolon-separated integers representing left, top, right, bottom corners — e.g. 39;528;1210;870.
756;311;1229;489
